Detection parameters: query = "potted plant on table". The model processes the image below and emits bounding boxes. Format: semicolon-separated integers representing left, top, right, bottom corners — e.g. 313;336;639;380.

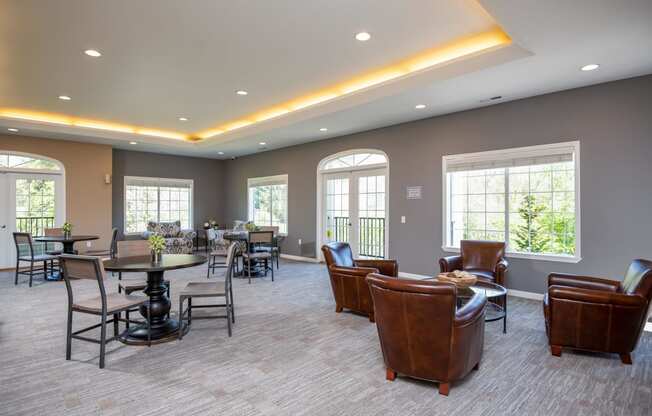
62;222;73;239
149;234;166;263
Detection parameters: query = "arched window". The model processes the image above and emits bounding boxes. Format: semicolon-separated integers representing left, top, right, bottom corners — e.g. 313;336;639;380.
319;150;388;172
0;153;62;171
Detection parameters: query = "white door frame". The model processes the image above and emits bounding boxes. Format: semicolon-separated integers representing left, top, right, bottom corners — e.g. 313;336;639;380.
0;151;65;268
316;149;389;260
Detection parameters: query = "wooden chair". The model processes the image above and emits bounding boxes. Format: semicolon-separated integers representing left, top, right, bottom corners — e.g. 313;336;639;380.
243;231;274;284
60;255;151;368
13;232;57;287
85;227;119;258
115;240;170;324
206;228;228;278
257;226;281;269
179;243;237;338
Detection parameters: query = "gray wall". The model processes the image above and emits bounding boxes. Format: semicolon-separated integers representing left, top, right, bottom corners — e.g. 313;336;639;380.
112;149;225;234
223;74;652;294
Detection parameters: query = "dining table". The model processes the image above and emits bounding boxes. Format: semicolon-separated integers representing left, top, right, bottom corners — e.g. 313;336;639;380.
103;254;207;345
34;234;99;280
223;230;284;277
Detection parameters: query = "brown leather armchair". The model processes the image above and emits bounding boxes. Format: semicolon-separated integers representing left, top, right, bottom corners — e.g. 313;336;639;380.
366;274;486;395
439;240;508;285
321;242;398;322
543;259;652;364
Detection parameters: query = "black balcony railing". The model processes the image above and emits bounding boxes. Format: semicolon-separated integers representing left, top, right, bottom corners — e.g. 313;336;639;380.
359;217;385;258
331;216;385;258
333;216;349;243
16;216;55;237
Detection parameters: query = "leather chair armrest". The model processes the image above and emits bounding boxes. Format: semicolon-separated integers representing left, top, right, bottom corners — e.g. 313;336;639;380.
455;293;487;326
439;255;463;273
354;259;398;277
329;265;378;277
548;273;620;292
548;286;646;307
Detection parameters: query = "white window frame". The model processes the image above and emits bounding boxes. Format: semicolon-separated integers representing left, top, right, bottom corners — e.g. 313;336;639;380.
247;174;288;235
442;141;581;263
123;176;194;234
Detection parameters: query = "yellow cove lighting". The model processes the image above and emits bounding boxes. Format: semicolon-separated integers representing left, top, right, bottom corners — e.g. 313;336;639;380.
196;28;510;139
0;109;189;141
1;28;510;143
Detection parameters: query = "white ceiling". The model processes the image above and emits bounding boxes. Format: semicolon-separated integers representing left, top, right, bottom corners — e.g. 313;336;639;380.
1;0;651;158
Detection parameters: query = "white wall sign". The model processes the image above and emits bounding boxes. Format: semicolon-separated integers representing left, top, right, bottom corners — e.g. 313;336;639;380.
406;186;422;200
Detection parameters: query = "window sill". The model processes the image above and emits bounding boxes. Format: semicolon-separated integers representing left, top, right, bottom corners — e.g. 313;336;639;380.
441;246;582;263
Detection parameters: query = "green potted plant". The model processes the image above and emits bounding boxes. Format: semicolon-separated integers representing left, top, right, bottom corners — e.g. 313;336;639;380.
148;234;166;263
245;222;258;232
62;222;73;239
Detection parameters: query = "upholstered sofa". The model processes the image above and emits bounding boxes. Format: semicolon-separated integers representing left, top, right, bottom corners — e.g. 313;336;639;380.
142;221;195;254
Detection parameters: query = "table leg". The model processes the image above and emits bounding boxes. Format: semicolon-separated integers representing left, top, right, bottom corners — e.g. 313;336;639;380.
119;270;187;345
503;294;507;334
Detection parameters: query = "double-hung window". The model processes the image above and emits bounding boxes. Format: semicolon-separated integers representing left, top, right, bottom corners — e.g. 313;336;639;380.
247;174;288;234
124;176;193;233
443;141;580;262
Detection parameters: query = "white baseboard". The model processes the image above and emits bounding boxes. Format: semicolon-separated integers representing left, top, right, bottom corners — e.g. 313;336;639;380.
398;271;544;300
280;254;321;263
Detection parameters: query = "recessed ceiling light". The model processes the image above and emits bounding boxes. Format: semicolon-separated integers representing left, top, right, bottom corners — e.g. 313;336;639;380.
415;104;426;109
8;128;19;132
580;64;599;71
58;95;71;101
218;151;224;155
129;141;138;145
355;32;371;41
259;142;266;146
84;49;102;57
319;127;328;132
178;117;188;121
236;90;248;96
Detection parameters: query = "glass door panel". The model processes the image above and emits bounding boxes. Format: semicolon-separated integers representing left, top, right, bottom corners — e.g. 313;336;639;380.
324;174;350;247
355;171;386;258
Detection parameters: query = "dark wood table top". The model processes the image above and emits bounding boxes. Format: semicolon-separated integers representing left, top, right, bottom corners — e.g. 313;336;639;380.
103;254;207;272
34;235;99;243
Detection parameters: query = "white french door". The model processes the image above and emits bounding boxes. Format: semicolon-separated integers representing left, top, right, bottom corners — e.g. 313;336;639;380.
322;169;387;258
0;172;64;268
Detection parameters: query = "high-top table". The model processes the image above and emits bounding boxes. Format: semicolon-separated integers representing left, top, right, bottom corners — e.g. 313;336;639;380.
103;254;207;345
34;235;99;280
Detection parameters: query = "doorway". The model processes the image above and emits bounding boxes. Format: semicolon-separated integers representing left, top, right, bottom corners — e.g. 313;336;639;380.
317;150;388;259
0;152;65;268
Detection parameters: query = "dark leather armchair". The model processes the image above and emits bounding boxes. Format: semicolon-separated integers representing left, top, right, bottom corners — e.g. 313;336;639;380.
439;240;508;285
321;242;398;322
366;274;486;395
543;259;652;364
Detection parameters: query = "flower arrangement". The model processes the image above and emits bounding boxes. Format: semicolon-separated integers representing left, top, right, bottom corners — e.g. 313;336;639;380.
204;219;219;230
245;222;258;232
326;229;333;240
62;222;73;237
148;234;166;261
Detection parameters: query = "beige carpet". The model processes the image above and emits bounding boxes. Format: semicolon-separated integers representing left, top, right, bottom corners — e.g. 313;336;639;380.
0;260;650;416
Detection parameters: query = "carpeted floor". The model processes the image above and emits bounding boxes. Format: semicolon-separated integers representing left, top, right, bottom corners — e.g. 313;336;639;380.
0;259;650;416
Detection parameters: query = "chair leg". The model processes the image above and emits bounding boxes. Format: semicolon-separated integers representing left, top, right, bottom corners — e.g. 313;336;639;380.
227;302;232;337
335;304;343;313
99;315;107;369
207;257;211;279
188;298;192;325
271;259;274;282
438;383;450;396
125;310;130;329
473;362;480;371
29;262;34;287
620;353;632;365
66;308;73;360
113;313;119;337
247;258;251;284
550;345;562;357
14;260;19;285
178;297;185;340
230;285;235;323
264;259;268;277
43;261;47;280
386;368;396;381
